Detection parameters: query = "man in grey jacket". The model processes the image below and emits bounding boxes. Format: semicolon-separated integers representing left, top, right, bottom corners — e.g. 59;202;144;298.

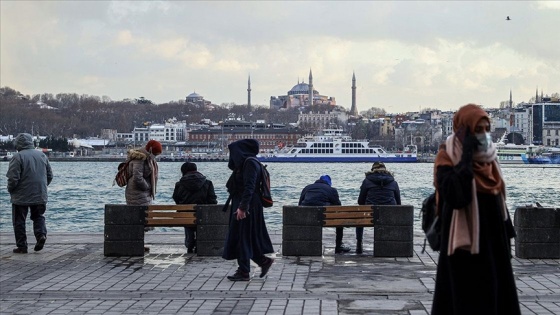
6;133;53;254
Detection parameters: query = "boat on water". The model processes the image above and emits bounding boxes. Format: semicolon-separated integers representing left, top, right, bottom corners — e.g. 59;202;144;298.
526;146;560;164
494;132;560;164
258;129;417;163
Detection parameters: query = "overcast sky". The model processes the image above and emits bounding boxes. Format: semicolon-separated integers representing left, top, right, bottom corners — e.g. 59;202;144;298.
1;1;559;113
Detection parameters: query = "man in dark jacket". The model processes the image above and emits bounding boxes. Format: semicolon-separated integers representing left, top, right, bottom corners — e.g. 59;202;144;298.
6;133;53;254
222;139;274;281
299;175;351;254
172;162;217;253
357;162;401;254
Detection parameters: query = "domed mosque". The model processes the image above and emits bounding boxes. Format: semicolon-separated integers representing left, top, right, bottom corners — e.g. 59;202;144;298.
269;69;337;110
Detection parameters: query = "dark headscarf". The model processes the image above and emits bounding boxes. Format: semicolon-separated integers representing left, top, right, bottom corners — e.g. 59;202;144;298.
228;139;259;170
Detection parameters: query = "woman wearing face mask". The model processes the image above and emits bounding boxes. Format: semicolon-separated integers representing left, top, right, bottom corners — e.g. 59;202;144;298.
431;104;520;315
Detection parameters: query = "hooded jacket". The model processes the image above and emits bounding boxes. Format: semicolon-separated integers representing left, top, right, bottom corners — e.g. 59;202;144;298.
124;148;157;205
357;170;401;206
172;171;217;205
298;179;341;206
6;133;53;205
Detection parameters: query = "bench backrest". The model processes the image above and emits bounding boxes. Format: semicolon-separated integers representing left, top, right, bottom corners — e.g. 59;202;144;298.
146;204;197;227
323;205;374;227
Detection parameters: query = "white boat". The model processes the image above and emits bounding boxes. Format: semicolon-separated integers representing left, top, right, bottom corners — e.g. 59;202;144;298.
258;129;417;163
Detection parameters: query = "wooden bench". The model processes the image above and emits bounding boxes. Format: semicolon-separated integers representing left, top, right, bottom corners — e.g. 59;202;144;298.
145;204;196;227
323;205;374;227
282;205;413;257
104;204;229;257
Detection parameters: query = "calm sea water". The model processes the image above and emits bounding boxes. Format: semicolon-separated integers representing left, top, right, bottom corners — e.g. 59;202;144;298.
0;161;558;233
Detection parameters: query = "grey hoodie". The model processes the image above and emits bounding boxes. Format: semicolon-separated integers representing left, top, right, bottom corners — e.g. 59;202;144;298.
6;133;53;205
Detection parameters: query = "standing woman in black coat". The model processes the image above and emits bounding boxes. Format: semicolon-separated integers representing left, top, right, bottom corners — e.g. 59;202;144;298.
431;104;520;315
222;139;274;281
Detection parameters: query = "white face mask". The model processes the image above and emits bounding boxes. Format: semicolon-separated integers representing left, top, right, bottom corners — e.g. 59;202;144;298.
476;132;492;151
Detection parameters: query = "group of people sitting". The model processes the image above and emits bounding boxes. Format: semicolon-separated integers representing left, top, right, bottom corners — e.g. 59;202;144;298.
298;162;401;254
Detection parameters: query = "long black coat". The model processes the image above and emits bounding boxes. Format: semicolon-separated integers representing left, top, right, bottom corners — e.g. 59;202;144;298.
172;172;217;205
431;165;520;315
222;140;274;260
357;171;401;206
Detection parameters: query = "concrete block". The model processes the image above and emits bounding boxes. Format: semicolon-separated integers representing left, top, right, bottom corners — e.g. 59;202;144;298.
514;207;559;228
373;241;413;257
515;227;560;243
104;204;146;225
282;240;323;256
196;241;224;256
515;242;560;259
104;225;144;241
197;225;229;240
283;226;322;241
373;205;414;226
373;226;413;242
283;206;323;226
196;205;230;225
104;240;144;257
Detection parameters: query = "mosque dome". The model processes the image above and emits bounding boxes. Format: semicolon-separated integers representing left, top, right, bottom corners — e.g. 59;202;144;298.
288;82;318;96
187;92;202;99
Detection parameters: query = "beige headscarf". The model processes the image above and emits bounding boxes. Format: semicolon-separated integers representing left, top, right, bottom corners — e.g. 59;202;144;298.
434;104;507;255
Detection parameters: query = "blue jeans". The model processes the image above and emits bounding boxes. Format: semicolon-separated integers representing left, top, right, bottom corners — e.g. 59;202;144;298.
12;204;47;249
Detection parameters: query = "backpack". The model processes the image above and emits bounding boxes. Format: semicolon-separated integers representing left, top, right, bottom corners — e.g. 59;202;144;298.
113;160;131;187
245;157;273;208
420;192;441;253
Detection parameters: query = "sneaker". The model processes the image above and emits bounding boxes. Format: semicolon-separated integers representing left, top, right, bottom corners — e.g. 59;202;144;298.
144;246;150;253
335;244;351;254
259;258;274;278
227;270;250;281
34;235;46;252
13;247;28;254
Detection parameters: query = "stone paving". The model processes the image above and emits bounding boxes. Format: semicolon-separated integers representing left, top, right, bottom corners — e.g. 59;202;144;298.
1;229;558;315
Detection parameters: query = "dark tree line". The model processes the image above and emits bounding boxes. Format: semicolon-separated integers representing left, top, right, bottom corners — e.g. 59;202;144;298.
0;86;301;138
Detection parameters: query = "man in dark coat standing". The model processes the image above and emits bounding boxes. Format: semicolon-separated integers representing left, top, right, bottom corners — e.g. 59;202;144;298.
299;174;350;253
6;133;53;254
222;139;274;281
172;162;217;253
357;162;401;254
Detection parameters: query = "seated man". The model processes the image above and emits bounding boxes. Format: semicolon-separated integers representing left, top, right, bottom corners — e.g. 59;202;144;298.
299;175;350;254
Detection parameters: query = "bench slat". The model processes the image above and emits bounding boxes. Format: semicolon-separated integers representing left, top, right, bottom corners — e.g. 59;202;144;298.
147;212;196;219
147;204;196;211
323;218;374;227
324;205;372;212
324;212;372;219
146;218;196;226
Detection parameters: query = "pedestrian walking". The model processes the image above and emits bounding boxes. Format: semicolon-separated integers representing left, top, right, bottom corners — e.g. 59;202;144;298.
299;174;350;253
6;133;53;254
431;103;520;315
357;162;401;254
172;162;218;253
222;139;274;281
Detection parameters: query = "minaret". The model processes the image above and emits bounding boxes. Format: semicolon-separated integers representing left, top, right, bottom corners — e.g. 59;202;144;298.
247;75;252;111
535;87;539;103
509;89;513;108
350;72;358;116
308;68;313;107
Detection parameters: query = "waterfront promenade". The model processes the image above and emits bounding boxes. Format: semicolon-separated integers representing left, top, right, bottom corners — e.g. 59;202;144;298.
1;229;558;315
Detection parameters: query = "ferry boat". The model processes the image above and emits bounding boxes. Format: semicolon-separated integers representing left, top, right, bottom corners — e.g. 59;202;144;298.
526;146;560;164
258;129;417;163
